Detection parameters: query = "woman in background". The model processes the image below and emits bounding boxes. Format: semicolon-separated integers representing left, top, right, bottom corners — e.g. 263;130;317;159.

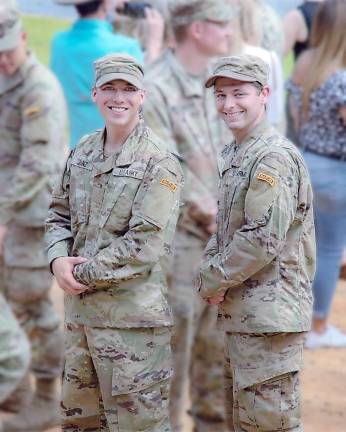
287;0;346;348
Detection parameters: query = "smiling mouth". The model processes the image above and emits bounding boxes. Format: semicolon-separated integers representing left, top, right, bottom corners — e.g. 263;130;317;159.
108;106;128;112
224;111;244;118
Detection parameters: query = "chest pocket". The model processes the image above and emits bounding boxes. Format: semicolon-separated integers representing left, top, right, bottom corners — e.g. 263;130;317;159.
70;162;92;225
100;167;145;231
219;168;248;236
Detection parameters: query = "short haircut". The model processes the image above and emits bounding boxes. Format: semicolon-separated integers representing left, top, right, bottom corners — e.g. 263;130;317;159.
76;0;102;17
171;4;197;42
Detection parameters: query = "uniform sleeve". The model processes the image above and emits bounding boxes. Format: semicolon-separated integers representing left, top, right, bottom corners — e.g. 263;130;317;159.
73;156;183;288
45;151;74;265
144;86;217;228
0;87;62;225
198;152;298;298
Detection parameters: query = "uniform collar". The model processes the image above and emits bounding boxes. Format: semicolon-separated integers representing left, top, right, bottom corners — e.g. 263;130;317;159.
91;120;148;174
223;118;271;171
0;51;36;94
164;49;208;98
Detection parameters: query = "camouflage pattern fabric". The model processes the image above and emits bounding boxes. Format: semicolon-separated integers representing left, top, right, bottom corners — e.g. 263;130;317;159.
0;52;66;227
257;0;285;58
0;52;66;380
46;120;183;329
62;323;172;432
198;120;315;333
0;291;30;404
46;120;182;430
144;49;228;431
224;332;305;432
197;120;315;431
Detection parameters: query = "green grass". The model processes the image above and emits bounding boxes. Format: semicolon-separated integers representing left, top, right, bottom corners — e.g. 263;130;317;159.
22;15;70;66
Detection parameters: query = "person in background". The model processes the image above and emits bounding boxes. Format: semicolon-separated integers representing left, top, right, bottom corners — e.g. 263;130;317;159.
283;0;324;58
52;0;143;149
229;0;285;131
115;0;171;63
287;0;346;348
0;294;30;432
197;54;315;432
46;53;183;432
144;1;234;430
0;5;66;432
253;0;285;59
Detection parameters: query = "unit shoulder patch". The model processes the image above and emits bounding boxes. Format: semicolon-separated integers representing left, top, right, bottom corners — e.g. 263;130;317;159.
160;178;177;192
257;172;276;187
24;105;41;117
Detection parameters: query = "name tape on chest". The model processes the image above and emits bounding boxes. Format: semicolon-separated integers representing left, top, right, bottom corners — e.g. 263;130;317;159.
160;178;177;192
113;167;144;180
257;172;276;187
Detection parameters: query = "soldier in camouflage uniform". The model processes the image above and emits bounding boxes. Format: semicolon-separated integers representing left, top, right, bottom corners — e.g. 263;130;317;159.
46;54;183;431
197;55;316;431
0;5;66;432
0;292;30;409
143;1;235;431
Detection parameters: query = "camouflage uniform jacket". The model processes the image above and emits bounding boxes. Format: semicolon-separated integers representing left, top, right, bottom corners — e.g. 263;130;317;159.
46;121;183;328
144;49;228;240
197;121;316;333
0;52;66;229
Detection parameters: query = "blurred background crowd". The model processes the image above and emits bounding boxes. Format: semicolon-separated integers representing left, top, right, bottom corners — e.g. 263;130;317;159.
0;0;346;431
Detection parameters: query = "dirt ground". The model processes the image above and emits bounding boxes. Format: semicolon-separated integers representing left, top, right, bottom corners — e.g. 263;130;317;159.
3;280;346;432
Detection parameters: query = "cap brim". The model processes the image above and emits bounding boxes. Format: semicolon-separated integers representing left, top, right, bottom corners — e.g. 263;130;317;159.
205;71;258;88
95;72;143;89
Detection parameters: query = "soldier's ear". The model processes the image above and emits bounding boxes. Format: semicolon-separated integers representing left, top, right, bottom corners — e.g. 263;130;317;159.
260;85;270;105
91;87;97;102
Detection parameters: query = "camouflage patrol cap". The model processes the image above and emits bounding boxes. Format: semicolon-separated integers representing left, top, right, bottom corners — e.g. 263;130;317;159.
55;0;100;4
94;54;144;89
0;6;22;51
205;54;269;88
170;0;235;27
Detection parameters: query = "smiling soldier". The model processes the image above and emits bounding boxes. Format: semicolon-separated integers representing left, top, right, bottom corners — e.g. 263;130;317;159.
45;54;183;432
196;55;316;432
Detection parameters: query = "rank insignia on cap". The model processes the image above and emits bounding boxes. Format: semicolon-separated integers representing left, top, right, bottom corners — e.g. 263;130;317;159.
160;178;177;192
257;172;276;187
24;106;41;117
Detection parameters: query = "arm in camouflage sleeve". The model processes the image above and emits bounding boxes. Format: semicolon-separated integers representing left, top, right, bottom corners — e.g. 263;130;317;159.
45;152;74;264
0;88;63;225
73;156;183;288
144;87;217;227
198;152;300;298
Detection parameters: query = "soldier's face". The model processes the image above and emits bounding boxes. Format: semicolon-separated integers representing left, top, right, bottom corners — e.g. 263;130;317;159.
214;78;269;142
195;20;232;56
0;32;27;77
92;79;145;130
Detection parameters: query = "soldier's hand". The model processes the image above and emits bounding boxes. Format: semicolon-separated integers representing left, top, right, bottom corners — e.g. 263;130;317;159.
144;7;165;63
206;291;226;305
0;225;8;256
52;256;89;296
188;198;217;226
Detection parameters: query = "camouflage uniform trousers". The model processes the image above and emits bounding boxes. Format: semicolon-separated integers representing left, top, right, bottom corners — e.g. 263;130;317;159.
0;292;30;404
0;225;63;381
224;332;306;432
62;323;173;432
168;230;226;432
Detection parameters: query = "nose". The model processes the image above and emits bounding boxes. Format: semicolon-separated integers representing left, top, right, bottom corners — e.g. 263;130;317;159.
224;94;235;110
111;89;125;102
